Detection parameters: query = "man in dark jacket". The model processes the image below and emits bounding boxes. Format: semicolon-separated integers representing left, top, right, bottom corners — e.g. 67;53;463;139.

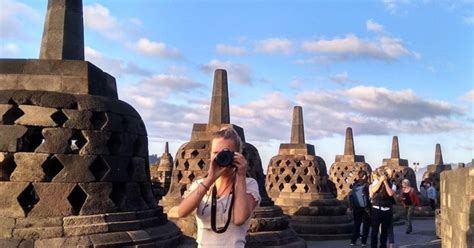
349;170;371;246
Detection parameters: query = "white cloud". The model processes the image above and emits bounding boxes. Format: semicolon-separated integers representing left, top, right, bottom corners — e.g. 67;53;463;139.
130;38;181;59
216;44;246;55
461;90;474;102
0;43;19;56
0;0;39;39
382;0;412;14
366;19;384;32
329;71;351;84
85;46;151;77
201;59;252;85
302;34;413;61
255;38;293;55
83;3;124;40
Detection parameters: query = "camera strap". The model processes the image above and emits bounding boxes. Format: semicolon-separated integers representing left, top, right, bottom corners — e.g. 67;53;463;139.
211;181;235;234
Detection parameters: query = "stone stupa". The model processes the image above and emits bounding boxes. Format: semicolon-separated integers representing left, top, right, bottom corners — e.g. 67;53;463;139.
150;142;174;201
161;70;306;247
0;0;181;246
422;144;451;194
266;106;353;240
328;127;372;201
381;136;434;217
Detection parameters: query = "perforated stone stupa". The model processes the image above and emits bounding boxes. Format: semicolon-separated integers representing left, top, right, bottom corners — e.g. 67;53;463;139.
328;127;372;201
162;69;306;247
266;106;352;240
150;142;174;201
422;144;451;193
381;136;434;217
0;1;181;246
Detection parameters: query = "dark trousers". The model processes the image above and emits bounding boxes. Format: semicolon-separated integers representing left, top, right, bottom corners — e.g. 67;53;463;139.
371;207;393;248
351;207;371;244
429;199;436;210
404;205;414;232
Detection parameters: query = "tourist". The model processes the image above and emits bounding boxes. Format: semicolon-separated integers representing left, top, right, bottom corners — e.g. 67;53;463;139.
399;179;421;234
177;127;261;248
349;170;371;247
369;167;395;248
426;182;437;210
419;181;428;198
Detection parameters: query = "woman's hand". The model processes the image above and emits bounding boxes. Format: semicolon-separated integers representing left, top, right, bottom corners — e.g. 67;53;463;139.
232;152;248;177
204;157;228;187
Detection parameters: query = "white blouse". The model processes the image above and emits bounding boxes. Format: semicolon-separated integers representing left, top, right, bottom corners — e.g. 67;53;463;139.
185;178;261;248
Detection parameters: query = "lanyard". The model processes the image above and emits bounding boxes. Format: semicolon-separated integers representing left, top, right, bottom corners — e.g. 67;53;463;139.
211;181;235;234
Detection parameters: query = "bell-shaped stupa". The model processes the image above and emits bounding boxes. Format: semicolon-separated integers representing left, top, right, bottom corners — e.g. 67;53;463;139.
381;136;434;217
150;142;174;201
161;70;306;247
422;144;451;193
0;0;181;246
328;127;372;201
266;106;353;240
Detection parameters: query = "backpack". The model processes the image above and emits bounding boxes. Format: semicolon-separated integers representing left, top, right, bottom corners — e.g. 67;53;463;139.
351;184;369;208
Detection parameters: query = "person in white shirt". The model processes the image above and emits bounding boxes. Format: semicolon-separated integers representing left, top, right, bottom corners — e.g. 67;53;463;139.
177;127;261;248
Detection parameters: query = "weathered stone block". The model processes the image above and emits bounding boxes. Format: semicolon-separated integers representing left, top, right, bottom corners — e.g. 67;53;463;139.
63;214;106;226
52;154;96;182
11;153;49;182
89;231;133;246
15;217;63;228
12;226;63;239
0;182;30;217
80;130;111;155
0;125;27;152
63;109;94;129
39;91;77;109
79;183;116;215
35;128;73;154
15;105;57;127
64;223;109;236
28;183;75;217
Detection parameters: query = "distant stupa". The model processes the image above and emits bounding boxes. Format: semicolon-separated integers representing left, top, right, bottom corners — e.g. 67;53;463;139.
328;127;372;201
422;144;451;192
150;142;174;201
266;106;353;240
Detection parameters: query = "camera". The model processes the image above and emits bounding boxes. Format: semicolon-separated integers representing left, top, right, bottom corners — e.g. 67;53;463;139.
215;149;234;167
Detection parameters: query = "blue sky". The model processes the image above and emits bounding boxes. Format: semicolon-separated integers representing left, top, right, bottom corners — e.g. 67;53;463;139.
1;0;473;173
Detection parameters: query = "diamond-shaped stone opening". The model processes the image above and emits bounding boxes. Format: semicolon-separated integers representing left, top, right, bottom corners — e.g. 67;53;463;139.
304;184;309;193
285;160;291;166
184;161;190;170
89;156;110;181
42;156;64;181
0;153;16;181
106;133;121;155
278;183;284;191
291;167;296;174
191;150;199;158
90;112;107;130
68;185;87;215
177;171;183;182
297;176;303;184
284;175;291;183
295;161;302;167
344;166;348;170
275;175;280;182
303;167;309;174
279;168;285;174
17;183;39;216
310;176;315;184
268;183;273;190
275;160;281;166
2;105;24;124
51;110;68;127
290;184;297;192
180;185;187;196
197;159;205;169
20;127;44;152
338;184;343;189
341;171;345;177
69;131;87;154
181;150;186;159
109;183;126;209
188;172;195;182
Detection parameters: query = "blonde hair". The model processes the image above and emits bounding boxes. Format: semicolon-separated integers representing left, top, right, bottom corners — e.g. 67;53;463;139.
211;127;243;152
402;179;410;187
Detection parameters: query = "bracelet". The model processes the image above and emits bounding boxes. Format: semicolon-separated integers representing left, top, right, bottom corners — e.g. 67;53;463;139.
199;182;210;191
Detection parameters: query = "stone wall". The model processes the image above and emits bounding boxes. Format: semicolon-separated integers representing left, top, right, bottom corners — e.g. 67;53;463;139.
439;166;473;248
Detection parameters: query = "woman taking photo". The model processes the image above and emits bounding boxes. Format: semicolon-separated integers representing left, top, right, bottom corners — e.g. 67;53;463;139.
177;127;261;247
399;179;421;234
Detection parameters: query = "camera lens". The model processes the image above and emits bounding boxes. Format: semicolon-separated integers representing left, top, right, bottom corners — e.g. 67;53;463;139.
215;149;234;167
